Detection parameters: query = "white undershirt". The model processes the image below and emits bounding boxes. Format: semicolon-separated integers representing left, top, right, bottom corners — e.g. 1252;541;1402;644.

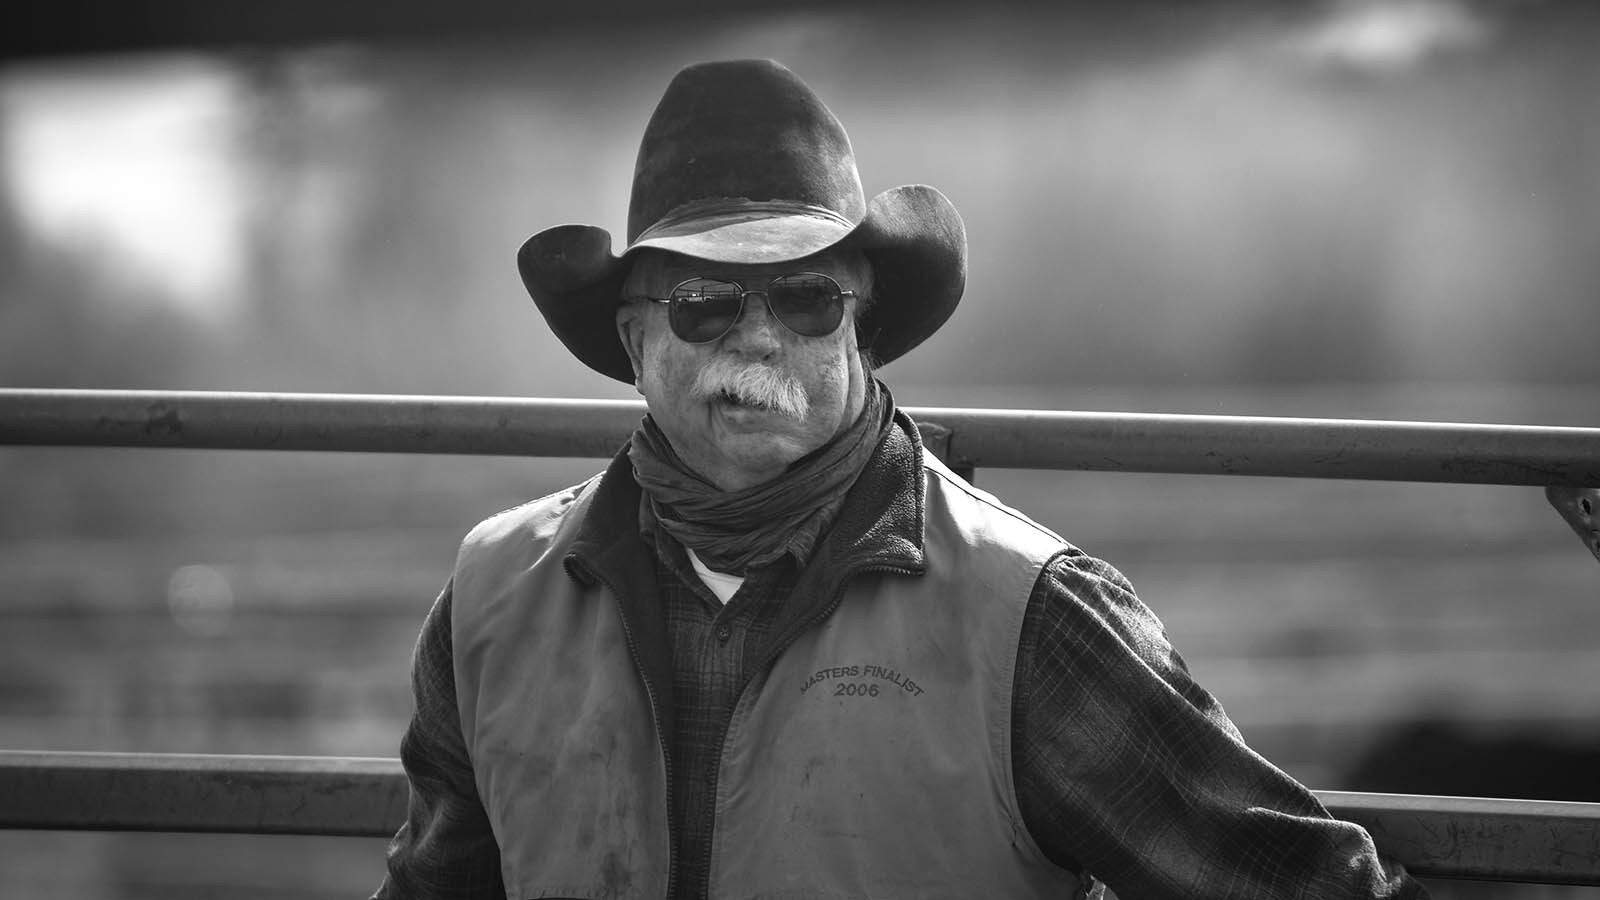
685;547;746;604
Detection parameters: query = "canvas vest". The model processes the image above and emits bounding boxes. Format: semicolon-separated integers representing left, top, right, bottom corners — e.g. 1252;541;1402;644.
451;453;1087;900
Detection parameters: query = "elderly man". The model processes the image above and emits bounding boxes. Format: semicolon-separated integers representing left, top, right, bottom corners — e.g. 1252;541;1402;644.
375;60;1428;899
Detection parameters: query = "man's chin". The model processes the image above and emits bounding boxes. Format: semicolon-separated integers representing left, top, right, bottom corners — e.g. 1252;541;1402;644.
712;429;810;479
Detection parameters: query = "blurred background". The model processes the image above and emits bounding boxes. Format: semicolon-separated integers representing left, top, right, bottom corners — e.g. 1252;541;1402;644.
2;0;1598;896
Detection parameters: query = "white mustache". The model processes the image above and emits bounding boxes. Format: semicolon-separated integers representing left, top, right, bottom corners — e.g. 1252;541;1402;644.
691;358;809;420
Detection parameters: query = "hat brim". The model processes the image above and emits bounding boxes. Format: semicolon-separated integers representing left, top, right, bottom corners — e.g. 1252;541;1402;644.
517;184;966;384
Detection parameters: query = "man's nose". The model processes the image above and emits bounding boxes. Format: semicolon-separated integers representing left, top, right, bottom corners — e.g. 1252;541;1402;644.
721;292;784;354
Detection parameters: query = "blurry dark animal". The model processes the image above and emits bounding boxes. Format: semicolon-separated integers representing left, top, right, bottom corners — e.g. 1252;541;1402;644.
1344;718;1600;802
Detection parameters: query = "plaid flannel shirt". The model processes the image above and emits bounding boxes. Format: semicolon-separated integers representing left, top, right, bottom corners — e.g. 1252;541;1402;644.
373;421;1428;900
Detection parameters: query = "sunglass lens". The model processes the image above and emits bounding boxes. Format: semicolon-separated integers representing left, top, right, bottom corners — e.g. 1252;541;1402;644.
767;274;845;337
670;279;744;342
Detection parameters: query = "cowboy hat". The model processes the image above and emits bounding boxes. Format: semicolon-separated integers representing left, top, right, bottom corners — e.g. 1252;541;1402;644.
517;58;967;384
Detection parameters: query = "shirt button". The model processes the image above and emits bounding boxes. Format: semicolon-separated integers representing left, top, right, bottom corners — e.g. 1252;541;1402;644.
715;625;731;643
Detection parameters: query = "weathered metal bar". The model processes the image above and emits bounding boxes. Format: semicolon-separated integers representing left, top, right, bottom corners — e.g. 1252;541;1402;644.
3;389;1599;485
3;751;1599;884
932;406;1600;485
1321;790;1600;885
0;750;406;837
0;389;645;459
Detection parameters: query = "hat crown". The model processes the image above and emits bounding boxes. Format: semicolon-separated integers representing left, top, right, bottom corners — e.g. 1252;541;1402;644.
627;59;867;244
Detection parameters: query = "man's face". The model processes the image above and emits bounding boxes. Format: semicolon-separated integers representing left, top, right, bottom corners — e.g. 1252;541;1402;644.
616;248;871;491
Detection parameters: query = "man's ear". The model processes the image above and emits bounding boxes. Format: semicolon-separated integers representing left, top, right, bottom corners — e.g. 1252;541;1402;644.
615;304;648;389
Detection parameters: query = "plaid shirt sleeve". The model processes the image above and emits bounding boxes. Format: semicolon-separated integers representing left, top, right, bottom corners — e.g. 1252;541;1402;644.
1013;551;1431;899
372;583;506;900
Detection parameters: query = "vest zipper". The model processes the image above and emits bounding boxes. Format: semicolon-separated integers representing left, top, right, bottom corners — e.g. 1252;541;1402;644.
584;565;679;897
704;559;919;899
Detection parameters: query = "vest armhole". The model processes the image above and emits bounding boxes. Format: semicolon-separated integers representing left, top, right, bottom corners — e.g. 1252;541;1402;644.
995;549;1095;886
998;548;1100;888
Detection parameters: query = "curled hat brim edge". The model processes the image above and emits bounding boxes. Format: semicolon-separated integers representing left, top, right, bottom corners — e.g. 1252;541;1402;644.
517;184;967;384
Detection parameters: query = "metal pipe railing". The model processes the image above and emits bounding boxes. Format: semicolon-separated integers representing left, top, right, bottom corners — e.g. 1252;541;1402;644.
4;388;1600;484
2;751;1598;884
4;388;1599;886
0;750;404;838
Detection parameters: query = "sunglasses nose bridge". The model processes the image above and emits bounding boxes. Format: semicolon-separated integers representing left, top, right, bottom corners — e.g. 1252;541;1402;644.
724;288;782;338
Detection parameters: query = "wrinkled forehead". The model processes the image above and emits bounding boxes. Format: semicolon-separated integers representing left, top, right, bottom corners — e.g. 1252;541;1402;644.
624;247;872;296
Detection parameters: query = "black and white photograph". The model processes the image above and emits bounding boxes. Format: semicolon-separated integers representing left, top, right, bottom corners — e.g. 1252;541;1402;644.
2;1;1598;897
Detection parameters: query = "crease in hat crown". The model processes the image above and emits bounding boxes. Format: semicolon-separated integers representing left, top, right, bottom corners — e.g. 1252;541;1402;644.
624;58;867;251
517;57;967;383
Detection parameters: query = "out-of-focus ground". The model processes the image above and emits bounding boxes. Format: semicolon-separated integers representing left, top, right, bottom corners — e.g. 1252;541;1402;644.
2;2;1599;897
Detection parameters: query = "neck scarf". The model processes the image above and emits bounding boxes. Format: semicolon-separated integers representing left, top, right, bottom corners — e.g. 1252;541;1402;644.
629;380;893;574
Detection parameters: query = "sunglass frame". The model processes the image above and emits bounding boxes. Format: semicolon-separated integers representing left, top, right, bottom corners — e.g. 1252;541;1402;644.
632;272;857;343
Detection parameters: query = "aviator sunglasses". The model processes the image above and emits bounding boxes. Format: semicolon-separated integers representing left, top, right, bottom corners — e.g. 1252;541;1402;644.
630;273;857;343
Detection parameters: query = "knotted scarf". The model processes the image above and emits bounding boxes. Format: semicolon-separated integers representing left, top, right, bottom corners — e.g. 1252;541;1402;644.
629;380;893;574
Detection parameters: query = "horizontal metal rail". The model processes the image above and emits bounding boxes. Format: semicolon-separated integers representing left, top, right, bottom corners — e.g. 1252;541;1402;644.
4;390;1599;885
1;751;1598;884
0;751;406;838
3;389;1599;484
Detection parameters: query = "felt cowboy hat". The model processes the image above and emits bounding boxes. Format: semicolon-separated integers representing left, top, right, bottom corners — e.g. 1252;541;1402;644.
517;58;967;383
